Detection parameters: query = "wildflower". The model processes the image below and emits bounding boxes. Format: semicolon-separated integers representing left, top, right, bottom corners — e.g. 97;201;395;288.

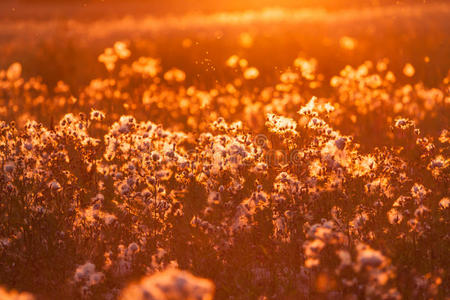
336;250;352;268
151;151;161;162
280;70;299;84
74;262;104;296
226;55;239;68
439;197;449;210
113;41;131;59
207;191;220;205
266;113;297;136
24;142;33;151
357;244;385;268
394;118;415;131
118;182;130;195
132;57;161;78
3;161;15;173
414;205;430;218
98;48;118;71
119;268;214;300
304;239;325;258
403;63;415;77
387;208;403;224
6;62;22;81
48;180;62;191
90;109;105;121
0;286;34;300
307;117;327;130
243;67;259;80
239;58;248;68
340;36;357;50
334;137;346;150
298;96;318;116
164;68;186;82
293;57;317;79
410;183;429;202
54;80;70;93
438;129;449;144
127;242;139;254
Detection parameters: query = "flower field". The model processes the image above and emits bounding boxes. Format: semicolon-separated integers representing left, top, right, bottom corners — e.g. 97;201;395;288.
0;2;449;299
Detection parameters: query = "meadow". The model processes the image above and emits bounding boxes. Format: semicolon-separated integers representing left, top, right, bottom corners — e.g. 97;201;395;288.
0;2;449;299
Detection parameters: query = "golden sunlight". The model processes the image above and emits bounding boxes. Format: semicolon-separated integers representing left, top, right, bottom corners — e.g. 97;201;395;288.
0;0;448;299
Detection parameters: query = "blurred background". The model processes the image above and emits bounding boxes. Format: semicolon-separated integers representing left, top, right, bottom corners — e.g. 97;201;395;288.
0;0;449;92
1;0;443;19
